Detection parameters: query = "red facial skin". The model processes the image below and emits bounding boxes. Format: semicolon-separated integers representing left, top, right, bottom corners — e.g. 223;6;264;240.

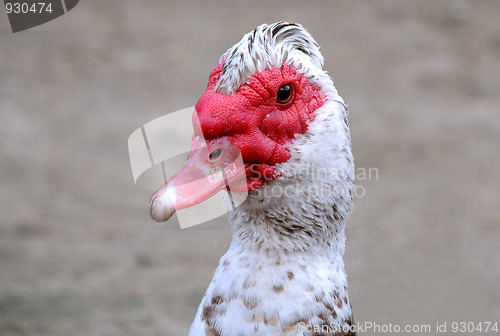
193;62;326;192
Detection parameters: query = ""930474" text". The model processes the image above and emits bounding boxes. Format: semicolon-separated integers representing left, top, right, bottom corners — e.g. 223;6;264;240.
5;2;53;14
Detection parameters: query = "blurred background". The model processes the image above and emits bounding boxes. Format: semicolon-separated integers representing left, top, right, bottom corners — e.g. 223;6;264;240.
1;0;499;335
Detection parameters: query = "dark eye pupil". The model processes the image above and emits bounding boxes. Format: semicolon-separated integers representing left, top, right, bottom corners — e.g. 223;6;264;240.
277;84;292;104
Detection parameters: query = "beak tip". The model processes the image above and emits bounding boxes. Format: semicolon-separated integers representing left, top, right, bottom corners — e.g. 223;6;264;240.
149;187;176;222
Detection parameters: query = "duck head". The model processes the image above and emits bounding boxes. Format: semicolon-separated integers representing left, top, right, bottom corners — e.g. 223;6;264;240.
150;22;354;223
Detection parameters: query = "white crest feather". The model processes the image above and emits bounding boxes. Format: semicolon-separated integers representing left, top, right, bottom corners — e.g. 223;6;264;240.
216;22;325;95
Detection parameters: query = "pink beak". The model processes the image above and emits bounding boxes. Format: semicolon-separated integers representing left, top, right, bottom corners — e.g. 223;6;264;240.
149;137;247;222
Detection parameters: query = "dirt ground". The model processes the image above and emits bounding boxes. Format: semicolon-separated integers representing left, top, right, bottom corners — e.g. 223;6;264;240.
1;1;499;335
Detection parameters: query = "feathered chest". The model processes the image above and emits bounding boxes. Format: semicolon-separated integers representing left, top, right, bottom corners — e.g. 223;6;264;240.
189;242;354;336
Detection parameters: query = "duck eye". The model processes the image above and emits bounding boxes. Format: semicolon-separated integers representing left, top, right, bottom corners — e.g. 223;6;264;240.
276;84;293;104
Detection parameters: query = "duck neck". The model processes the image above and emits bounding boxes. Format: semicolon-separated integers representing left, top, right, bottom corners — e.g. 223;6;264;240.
222;175;354;288
227;168;354;254
225;205;350;291
227;206;348;263
193;172;356;334
197;198;355;332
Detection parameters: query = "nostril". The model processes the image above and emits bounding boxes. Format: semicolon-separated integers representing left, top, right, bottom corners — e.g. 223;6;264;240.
208;148;223;162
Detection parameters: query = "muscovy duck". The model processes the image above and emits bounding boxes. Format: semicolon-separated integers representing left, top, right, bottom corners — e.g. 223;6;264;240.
150;22;356;336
